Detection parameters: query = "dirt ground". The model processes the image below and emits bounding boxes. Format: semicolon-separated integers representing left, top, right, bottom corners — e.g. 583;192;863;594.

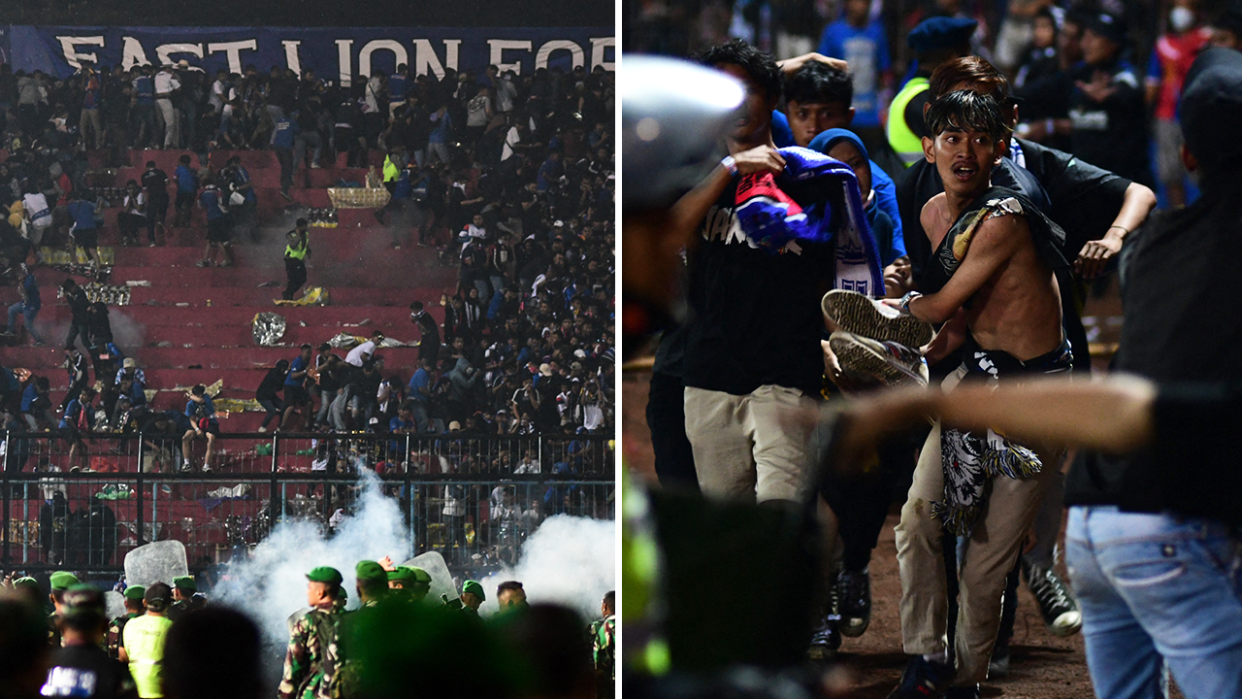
620;282;1185;697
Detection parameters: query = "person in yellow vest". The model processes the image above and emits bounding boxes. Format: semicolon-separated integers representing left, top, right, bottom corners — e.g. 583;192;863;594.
121;582;173;699
886;16;978;167
283;218;311;302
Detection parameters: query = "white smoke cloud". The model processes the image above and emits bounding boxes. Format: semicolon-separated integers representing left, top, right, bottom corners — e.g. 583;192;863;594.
214;471;411;654
213;471;615;673
478;515;615;622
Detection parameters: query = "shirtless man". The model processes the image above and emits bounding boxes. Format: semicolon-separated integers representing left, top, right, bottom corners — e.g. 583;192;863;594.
884;90;1070;699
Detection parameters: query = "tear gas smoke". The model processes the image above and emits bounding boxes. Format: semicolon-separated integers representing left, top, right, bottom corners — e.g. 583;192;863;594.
214;471;615;674
479;515;616;620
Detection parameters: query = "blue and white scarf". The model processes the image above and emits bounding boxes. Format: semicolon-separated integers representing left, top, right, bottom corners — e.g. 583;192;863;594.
734;146;885;298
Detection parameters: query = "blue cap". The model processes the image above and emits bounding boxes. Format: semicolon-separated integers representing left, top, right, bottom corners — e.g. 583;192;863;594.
907;16;978;53
1180;48;1242;173
1083;12;1128;45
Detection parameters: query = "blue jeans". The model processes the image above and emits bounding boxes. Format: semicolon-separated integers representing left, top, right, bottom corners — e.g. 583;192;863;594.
7;302;45;344
1066;506;1242;699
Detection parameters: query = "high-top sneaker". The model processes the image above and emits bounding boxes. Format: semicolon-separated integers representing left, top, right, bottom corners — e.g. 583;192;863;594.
1022;560;1083;637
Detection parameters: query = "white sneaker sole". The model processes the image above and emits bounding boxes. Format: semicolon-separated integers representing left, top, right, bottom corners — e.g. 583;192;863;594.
1049;610;1082;637
822;289;934;347
829;331;928;388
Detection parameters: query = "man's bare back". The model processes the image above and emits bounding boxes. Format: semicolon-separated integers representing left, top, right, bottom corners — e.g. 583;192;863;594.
919;191;1063;361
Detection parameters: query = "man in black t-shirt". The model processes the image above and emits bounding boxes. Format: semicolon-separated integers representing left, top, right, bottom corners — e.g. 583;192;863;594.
675;39;829;507
43;585;139;699
1066;13;1152;187
410;301;441;368
139;160;169;246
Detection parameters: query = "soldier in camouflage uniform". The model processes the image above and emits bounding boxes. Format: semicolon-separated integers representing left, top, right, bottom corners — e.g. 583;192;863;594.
106;585;145;660
167;576;206;622
459;580;485;618
590;591;616;699
386;566;432;603
279;566;344;699
332;561;390;699
48;571;80;647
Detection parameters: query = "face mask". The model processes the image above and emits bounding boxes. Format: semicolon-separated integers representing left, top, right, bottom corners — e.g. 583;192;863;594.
1170;6;1194;32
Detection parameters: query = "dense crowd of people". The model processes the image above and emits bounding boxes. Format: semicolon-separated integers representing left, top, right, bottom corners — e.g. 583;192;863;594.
625;0;1242;697
0;52;615;470
0;562;615;699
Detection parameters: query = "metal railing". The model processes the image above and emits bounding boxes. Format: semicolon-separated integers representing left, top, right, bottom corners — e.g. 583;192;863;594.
0;431;614;577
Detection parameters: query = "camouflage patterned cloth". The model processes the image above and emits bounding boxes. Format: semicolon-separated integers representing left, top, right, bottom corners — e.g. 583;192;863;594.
48;610;65;647
166;595;207;623
590;614;616;685
279;603;342;699
106;612;140;659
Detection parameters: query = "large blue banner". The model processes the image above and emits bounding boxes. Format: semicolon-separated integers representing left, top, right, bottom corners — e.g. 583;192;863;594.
4;26;614;86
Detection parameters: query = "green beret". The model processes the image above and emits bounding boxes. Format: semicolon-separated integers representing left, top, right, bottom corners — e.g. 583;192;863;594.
307;567;343;585
172;576;197;593
408;567;432;587
61;585;106;619
50;571;80;591
355;560;387;583
386;566;415;584
462;580;485;601
123;585;146;601
13;577;39;592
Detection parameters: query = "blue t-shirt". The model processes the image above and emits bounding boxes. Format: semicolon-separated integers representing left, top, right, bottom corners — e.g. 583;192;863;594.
21;384;38;412
166;410;192;433
59;399;91;430
537;159;561;191
408;368;430;401
388;74;407;101
186;395;217;421
286;355;308;387
234;166;256;203
200;187;226;221
0;367;19;393
817;19;891;127
67;200;97;231
428;110;452;144
175;164;198;193
771;110;795;148
870;164;904;260
21;272;39;312
134;76;154;104
272;118;297;149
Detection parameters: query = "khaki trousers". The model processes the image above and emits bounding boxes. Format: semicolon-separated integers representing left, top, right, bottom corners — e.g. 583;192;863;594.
684;384;820;504
895;412;1058;684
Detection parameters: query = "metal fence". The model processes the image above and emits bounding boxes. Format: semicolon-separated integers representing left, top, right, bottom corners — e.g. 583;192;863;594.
0;432;614;577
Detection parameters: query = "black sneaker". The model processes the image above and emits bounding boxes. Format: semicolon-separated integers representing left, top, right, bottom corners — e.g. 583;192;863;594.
807;613;841;661
886;656;956;699
836;567;872;638
822;289;935;347
944;684;980;699
988;641;1010;678
1023;560;1082;637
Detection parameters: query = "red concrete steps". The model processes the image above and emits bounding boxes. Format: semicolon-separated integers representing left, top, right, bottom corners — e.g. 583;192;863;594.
30;304;425;329
110;166;373;191
120;286;452;309
109;232;449;268
3;345;426;371
102;265;452;288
